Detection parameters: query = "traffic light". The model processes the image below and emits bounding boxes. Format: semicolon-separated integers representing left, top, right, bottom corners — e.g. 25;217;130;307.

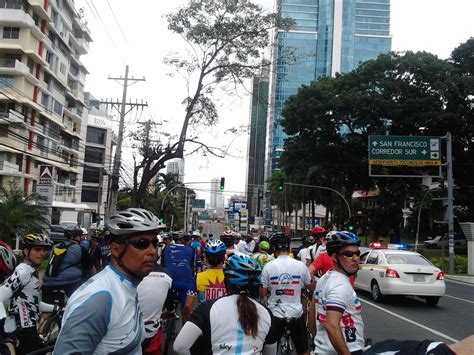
348;225;354;231
220;177;225;190
159;217;164;223
277;178;284;191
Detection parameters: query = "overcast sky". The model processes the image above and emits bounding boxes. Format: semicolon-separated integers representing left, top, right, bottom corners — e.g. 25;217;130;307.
75;0;473;203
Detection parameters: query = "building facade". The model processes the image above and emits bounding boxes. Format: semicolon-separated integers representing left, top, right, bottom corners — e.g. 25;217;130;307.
80;93;115;224
264;0;391;223
245;65;269;222
210;177;224;209
0;0;91;224
166;158;184;183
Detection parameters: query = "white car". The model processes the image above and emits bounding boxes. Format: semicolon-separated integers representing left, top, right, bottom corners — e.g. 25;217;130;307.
355;249;446;306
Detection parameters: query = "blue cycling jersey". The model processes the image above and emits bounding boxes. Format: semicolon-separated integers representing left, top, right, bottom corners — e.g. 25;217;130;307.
162;243;196;284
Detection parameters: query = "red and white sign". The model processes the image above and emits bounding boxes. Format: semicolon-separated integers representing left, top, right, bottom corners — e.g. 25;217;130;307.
39;165;53;185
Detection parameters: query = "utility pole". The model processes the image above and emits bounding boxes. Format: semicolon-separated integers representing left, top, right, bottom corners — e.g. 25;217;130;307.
101;65;147;217
446;132;455;274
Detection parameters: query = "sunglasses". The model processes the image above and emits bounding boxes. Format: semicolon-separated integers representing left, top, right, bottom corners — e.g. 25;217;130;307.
128;238;159;250
339;250;361;259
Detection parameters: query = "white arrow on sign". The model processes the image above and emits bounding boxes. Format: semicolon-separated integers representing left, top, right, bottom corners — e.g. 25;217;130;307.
372;141;378;146
421;150;427;155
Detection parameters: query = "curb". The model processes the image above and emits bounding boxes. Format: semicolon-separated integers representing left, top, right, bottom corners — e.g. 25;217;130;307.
445;275;474;285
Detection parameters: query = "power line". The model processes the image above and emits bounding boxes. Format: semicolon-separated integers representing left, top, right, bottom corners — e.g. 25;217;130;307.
104;0;128;45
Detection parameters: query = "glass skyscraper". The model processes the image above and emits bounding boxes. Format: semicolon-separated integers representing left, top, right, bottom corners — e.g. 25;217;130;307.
264;0;391;223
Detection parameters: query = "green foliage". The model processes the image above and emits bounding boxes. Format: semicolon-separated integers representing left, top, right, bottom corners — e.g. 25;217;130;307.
0;185;49;244
430;255;468;274
279;39;474;233
117;190;132;211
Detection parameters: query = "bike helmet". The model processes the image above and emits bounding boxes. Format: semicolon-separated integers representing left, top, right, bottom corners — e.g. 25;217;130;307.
224;254;262;287
22;233;53;249
204;240;227;255
220;231;235;247
305;235;315;245
259;241;270;250
105;208;165;241
326;231;360;256
0;241;16;276
64;227;83;239
311;226;326;235
326;230;339;241
269;232;290;249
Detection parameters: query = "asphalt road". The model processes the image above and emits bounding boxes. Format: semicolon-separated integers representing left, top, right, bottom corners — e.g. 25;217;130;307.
359;279;474;344
202;222;225;240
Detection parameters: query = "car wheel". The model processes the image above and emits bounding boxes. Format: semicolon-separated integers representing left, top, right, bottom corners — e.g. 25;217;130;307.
425;296;440;306
371;281;383;302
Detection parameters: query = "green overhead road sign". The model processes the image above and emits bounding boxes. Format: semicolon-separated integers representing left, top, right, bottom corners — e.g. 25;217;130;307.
368;135;441;166
192;199;206;212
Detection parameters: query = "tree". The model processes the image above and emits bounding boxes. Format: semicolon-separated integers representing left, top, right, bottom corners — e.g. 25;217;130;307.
129;0;293;208
0;185;49;244
279;40;474;235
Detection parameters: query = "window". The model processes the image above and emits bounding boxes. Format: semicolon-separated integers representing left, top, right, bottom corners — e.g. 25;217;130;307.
83;166;100;183
3;27;20;39
84;147;104;164
0;0;25;10
0;101;15;114
59;62;66;75
366;252;379;265
53;100;63;115
86;127;106;145
0;76;14;88
41;93;50;109
81;187;99;202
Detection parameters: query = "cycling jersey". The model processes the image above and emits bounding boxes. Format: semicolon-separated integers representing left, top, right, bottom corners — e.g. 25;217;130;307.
54;265;145;354
297;247;310;263
161;243;196;284
251;252;274;267
179;295;278;354
187;268;227;304
138;265;173;338
366;339;455;355
0;263;53;328
314;270;364;354
261;255;311;318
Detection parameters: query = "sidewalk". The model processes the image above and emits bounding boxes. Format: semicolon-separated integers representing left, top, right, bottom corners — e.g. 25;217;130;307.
445;274;474;284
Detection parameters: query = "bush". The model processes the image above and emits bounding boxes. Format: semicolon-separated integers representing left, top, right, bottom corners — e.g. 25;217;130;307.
430;255;468;274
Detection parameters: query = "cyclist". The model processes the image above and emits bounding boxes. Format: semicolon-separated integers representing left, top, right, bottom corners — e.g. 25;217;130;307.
0;234;56;354
183;240;228;322
91;228;111;271
243;234;256;255
251;241;274;267
312;231;365;354
220;231;241;257
138;264;174;355
306;226;327;263
260;233;314;355
54;208;162;354
173;254;279;354
0;241;16;283
161;233;197;307
297;235;316;266
42;226;96;304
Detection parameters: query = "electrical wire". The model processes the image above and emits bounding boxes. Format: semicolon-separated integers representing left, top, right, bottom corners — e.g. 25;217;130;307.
104;0;129;45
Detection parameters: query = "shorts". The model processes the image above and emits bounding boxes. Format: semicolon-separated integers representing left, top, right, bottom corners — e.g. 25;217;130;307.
274;315;309;353
172;280;192;306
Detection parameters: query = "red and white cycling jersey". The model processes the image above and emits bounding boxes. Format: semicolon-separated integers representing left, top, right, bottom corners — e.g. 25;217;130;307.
261;255;311;318
314;270;365;353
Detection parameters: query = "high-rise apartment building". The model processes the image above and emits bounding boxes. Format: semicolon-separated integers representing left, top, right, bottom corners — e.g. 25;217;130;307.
210;177;224;209
264;0;391;222
266;0;391;173
166;158;185;183
0;0;91;224
245;65;269;221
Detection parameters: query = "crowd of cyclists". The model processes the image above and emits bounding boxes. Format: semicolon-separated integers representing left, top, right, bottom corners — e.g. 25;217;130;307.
0;207;471;354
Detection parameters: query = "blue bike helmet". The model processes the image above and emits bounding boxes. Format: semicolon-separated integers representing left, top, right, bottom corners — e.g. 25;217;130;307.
326;231;360;256
204;240;227;255
224;254;262;287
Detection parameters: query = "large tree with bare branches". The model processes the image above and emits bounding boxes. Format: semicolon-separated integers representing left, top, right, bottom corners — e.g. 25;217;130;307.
130;0;292;207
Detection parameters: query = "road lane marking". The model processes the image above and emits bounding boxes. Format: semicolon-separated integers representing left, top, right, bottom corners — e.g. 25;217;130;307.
446;279;474;286
360;298;458;342
444;294;474;304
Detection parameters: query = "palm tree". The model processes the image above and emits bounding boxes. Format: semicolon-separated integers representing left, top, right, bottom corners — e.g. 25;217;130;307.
0;185;49;245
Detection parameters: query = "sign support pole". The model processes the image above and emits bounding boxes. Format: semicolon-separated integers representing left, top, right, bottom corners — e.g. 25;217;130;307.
446;132;455;274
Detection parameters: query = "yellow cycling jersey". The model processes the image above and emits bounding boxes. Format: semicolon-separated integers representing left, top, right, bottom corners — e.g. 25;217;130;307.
251;252;275;267
194;268;227;303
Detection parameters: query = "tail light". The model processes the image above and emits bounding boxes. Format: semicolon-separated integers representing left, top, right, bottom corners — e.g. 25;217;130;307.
386;269;400;278
437;272;444;280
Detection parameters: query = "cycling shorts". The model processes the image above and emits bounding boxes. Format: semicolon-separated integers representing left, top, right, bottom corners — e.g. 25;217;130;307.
172;280;191;306
273;315;309;353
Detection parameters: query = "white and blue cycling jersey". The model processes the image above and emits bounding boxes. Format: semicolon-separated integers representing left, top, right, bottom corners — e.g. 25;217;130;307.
54;265;145;354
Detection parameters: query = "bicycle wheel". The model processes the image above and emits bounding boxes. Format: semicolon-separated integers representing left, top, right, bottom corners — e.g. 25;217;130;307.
40;314;61;346
162;318;176;355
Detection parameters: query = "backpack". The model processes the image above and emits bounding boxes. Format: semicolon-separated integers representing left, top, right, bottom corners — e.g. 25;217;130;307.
45;242;70;277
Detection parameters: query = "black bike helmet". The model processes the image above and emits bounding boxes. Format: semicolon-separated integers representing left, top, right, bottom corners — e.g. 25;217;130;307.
269;232;290;249
64;227;83;239
22;234;53;249
326;231;360;256
220;231;235;248
105;208;165;241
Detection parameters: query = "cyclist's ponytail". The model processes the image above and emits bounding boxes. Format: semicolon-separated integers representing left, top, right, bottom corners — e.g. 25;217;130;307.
237;292;259;338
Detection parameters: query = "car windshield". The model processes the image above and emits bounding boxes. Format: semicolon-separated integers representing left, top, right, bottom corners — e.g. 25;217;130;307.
385;253;433;266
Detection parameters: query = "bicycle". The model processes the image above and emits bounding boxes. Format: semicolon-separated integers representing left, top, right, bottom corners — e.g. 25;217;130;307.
279;317;293;355
38;290;65;346
161;292;181;355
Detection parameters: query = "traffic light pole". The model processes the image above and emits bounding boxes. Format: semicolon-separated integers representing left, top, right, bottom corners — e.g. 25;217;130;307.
283;182;352;221
445;132;455;275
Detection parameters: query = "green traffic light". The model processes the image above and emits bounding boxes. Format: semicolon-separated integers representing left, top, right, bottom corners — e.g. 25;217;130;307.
277;185;283;191
348;225;354;231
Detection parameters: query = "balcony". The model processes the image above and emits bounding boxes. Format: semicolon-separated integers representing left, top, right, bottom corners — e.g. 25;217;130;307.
0;109;26;127
27;0;51;21
0;160;20;175
0;8;44;40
